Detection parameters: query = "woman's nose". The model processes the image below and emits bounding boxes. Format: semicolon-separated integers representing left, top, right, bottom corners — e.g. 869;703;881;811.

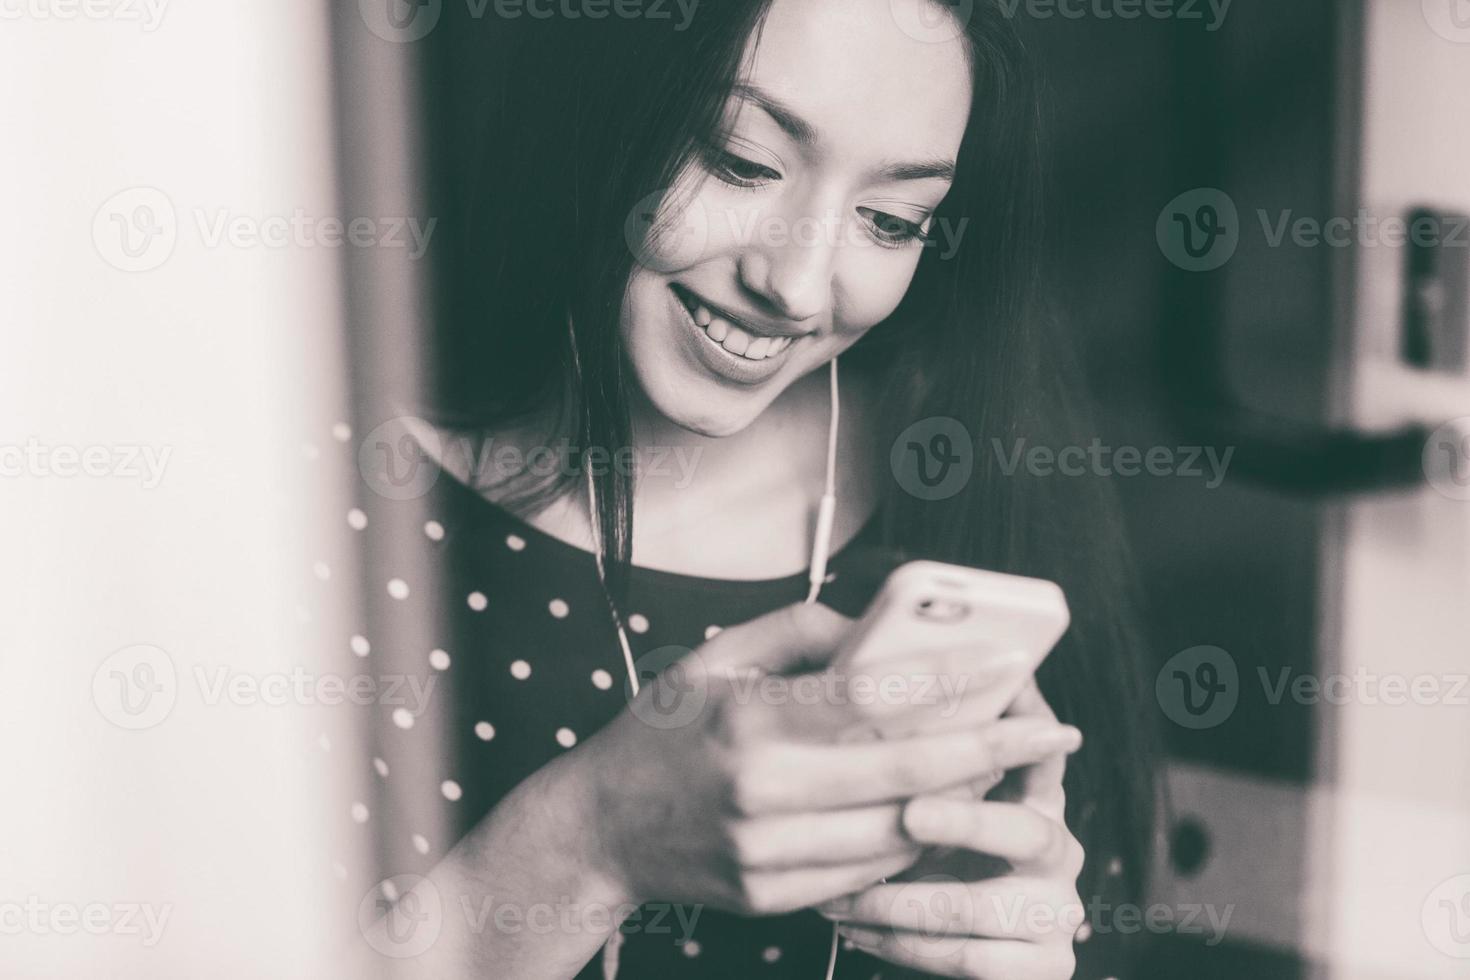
735;211;837;325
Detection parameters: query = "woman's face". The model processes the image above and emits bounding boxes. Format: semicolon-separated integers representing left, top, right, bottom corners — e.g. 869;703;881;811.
620;0;973;437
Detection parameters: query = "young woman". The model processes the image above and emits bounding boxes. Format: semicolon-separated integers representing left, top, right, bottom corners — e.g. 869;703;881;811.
348;1;1156;977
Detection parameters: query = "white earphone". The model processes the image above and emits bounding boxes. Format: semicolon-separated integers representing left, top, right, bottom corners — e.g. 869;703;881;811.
596;357;843;980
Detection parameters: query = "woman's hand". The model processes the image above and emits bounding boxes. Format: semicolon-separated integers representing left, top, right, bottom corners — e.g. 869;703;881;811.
566;603;1085;918
815;680;1087;979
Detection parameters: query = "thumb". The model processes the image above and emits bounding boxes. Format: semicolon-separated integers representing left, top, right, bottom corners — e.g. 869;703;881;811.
696;602;853;676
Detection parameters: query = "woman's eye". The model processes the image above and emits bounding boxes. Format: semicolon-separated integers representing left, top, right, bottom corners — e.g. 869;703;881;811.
860;207;929;247
706;148;780;188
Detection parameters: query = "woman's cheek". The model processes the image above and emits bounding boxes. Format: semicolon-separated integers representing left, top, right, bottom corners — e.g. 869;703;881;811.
832;246;925;336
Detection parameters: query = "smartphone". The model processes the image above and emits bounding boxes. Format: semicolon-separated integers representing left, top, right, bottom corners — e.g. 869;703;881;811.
829;560;1070;738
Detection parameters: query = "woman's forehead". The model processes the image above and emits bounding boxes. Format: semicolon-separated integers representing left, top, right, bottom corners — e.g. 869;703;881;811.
734;0;973;163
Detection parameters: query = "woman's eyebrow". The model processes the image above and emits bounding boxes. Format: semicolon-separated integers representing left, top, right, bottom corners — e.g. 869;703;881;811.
732;84;955;183
733;83;816;145
876;158;955;183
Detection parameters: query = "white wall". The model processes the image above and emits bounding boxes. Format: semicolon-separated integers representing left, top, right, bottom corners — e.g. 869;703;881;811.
1316;2;1470;977
0;2;363;976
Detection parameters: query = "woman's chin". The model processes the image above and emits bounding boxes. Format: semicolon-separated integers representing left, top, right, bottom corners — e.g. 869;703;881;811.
639;377;776;439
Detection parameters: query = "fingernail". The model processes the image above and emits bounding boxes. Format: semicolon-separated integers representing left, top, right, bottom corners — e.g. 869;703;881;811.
1025;725;1082;755
837;925;883;948
903;796;945;838
816;894;854;917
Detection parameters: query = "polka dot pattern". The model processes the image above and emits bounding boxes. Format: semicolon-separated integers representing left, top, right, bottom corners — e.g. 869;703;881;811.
318;454;1130;979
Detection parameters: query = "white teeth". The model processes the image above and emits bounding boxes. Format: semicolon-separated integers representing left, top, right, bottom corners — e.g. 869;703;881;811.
720;323;751;356
685;297;798;360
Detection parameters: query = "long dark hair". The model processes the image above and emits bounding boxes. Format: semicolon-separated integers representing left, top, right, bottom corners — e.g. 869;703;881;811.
430;0;1156;907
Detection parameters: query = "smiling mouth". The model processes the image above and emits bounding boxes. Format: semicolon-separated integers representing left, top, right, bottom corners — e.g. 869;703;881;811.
671;285;800;361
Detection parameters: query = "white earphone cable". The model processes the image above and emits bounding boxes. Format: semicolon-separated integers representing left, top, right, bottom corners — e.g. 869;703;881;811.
598;356;842;980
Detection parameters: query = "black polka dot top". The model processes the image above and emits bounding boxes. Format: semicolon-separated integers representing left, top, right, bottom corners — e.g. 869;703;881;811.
333;454;1133;979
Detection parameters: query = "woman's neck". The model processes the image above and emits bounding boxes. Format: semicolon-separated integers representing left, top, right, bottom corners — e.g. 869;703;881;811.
435;366;879;581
